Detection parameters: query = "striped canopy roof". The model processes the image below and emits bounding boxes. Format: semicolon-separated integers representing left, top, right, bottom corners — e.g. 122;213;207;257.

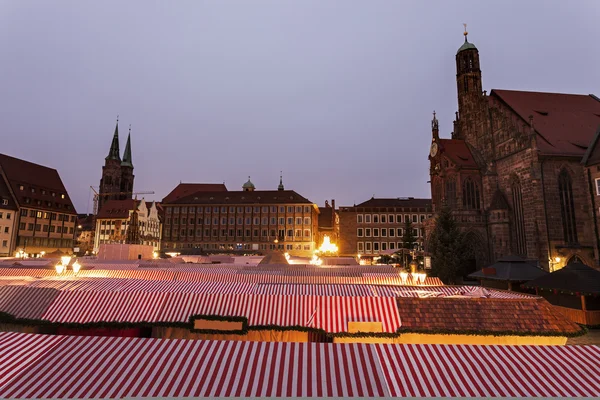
0;332;598;398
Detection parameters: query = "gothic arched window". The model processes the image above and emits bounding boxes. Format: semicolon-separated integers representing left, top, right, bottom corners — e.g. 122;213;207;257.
512;181;527;255
445;178;457;208
558;169;578;244
462;178;480;210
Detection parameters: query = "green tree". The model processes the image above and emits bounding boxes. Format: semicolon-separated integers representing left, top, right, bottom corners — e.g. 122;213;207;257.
402;219;416;250
428;207;468;284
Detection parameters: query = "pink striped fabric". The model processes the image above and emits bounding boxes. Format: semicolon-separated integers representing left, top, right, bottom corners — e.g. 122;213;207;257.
0;286;59;319
42;291;170;323
0;332;598;398
157;294;401;333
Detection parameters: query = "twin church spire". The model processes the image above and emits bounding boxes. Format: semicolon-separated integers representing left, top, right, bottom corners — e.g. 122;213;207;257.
105;116;133;168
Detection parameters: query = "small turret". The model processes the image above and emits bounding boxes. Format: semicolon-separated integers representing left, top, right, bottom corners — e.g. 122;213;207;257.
278;172;284;191
243;176;255;192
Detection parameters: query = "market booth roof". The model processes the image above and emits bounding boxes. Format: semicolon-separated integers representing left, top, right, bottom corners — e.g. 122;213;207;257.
0;332;598;398
523;262;600;295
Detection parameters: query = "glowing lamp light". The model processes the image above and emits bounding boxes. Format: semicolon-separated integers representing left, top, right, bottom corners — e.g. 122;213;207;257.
316;235;339;254
61;256;72;267
40;251;46;257
72;261;81;275
399;271;408;284
55;263;65;275
554;256;561;263
153;251;159;259
413;273;427;285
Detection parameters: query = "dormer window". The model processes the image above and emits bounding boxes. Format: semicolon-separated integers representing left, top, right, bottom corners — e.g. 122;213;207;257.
31;188;35;193
52;192;56;197
19;185;24;191
61;194;65;199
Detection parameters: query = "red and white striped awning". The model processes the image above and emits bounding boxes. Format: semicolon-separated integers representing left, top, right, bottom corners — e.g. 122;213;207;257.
39;291;401;333
0;332;598;398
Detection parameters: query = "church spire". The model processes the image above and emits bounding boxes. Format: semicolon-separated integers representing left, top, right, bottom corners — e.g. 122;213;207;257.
431;110;439;140
278;171;284;191
121;125;133;168
106;116;121;161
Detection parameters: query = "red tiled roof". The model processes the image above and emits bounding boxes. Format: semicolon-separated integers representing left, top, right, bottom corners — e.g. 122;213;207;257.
397;297;582;335
438;139;478;168
353;197;432;209
171;190;313;205
97;199;138;219
492;90;600;157
163;183;227;203
0;153;76;214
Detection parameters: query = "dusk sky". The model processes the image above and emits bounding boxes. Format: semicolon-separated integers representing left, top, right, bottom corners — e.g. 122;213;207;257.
1;1;598;213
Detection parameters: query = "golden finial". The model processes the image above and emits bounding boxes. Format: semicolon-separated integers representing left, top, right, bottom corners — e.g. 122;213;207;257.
463;23;468;37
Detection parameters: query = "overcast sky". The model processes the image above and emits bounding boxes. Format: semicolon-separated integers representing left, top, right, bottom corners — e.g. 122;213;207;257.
1;1;598;213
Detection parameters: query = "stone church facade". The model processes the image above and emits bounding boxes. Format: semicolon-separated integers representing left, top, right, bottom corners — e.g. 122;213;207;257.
427;31;600;272
98;119;135;212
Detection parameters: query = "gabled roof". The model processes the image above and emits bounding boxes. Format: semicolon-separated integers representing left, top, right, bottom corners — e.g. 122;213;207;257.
437;139;478;168
0;153;76;214
397;297;582;335
171;190;313;205
162;183;228;203
97;199;138;219
523;262;600;295
491;90;600;157
469;255;548;281
354;197;432;209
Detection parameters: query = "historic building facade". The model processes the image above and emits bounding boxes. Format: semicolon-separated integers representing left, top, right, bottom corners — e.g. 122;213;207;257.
94;199;162;252
161;178;320;257
338;197;432;258
427;31;600;271
317;199;340;249
0;153;77;256
98;119;135;212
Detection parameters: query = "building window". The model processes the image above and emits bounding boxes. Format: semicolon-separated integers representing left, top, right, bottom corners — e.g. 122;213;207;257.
412;215;417;223
365;215;371;223
388;214;394;223
389;229;395;237
357;214;363;223
462;178;481;210
357;242;364;252
365;228;371;237
381;228;387;237
357;228;363;237
374;242;379;251
445;178;457;208
559;169;578;244
373;215;379;223
596;178;600;196
512;181;527;255
373;228;379;237
381;215;386;223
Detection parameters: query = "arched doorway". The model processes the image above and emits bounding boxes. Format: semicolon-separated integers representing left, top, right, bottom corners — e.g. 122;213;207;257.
463;231;488;279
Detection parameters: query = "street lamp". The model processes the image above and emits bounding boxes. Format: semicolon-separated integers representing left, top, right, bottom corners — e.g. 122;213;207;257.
549;256;562;272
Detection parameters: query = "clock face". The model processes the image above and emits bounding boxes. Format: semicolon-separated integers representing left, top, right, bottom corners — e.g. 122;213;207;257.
430;142;438;158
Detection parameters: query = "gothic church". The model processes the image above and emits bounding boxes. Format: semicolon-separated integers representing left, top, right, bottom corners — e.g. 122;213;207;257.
428;30;600;272
98;119;135;212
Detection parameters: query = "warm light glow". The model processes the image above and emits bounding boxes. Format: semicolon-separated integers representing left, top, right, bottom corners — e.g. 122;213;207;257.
61;256;72;266
40;251;46;257
309;254;323;266
316;235;338;254
400;271;408;284
153;251;159;259
165;252;180;258
413;272;427;285
284;253;291;261
72;261;81;274
554;256;561;263
55;263;65;274
357;254;361;259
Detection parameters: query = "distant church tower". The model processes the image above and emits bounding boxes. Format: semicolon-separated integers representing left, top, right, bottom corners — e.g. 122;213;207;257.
454;24;483;142
98;117;135;212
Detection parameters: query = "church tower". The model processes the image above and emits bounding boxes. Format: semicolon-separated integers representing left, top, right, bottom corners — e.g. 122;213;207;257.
98;118;135;213
454;24;483;141
99;118;123;212
120;126;135;195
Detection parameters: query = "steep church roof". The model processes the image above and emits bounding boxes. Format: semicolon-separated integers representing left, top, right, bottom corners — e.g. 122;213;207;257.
121;132;133;168
106;121;121;162
491;90;600;157
437;139;478;168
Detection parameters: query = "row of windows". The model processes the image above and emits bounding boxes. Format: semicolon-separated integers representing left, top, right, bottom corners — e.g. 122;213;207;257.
357;242;424;253
166;216;311;226
357;228;423;238
99;220;160;230
164;228;311;238
166;205;312;214
16;237;73;248
164;242;312;251
356;214;430;224
19;223;72;234
20;209;75;222
18;185;66;199
22;197;72;210
434;177;481;210
0;212;11;220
